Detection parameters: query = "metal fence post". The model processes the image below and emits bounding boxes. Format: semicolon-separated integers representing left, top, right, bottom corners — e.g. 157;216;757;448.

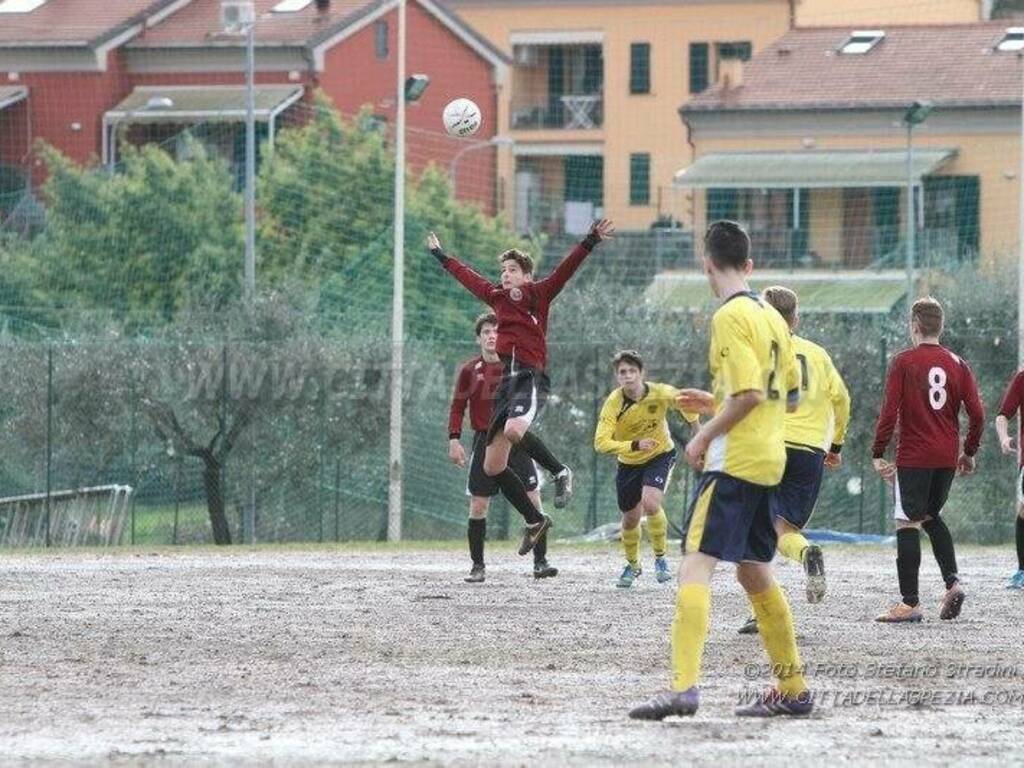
588;344;600;531
877;335;888;535
45;345;53;548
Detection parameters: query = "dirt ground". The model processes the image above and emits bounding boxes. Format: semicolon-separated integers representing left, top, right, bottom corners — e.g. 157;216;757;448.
2;542;1023;766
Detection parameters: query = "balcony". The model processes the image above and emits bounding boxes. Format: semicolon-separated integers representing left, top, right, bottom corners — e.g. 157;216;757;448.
510;43;603;131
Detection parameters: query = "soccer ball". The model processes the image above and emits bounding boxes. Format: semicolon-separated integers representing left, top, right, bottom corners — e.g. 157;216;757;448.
443;98;482;137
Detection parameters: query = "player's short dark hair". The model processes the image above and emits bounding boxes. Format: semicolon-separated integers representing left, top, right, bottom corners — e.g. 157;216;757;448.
704;220;751;270
475;312;497;336
499;249;534;275
763;285;798;323
612;350;644;372
912;296;944;337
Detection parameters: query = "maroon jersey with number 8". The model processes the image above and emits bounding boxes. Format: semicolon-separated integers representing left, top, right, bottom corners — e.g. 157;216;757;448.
872;343;985;468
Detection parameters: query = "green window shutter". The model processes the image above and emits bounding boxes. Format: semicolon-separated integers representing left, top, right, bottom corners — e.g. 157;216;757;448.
718;41;752;61
689;43;709;94
630;153;650;206
630;43;651;94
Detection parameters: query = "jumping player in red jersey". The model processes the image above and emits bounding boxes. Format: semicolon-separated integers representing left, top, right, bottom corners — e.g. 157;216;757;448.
994;370;1024;589
448;312;558;582
428;219;615;556
872;297;984;622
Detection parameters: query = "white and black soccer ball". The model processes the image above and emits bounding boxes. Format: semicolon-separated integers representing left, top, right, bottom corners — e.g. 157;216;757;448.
443;98;482;138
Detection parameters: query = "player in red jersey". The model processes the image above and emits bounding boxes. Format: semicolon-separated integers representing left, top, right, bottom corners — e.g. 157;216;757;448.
448;313;558;583
994;370;1024;589
428;219;615;556
872;297;984;622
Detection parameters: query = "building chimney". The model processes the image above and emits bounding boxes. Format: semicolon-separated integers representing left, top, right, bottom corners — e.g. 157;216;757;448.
717;58;744;90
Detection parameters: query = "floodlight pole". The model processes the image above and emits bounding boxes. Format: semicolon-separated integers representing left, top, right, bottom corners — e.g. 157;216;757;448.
244;19;257;304
1018;53;1024;368
905;120;915;305
387;0;407;542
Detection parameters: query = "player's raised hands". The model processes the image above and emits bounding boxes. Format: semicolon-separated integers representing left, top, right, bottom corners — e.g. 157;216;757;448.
677;388;716;416
427;231;441;251
589;219;615;241
872;457;896;480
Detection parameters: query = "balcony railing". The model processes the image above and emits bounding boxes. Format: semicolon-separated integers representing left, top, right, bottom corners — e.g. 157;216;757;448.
511;93;604;130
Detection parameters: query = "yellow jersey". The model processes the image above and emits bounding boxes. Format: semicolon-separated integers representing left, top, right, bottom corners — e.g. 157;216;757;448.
705;292;799;486
786;335;851;453
594;382;699;465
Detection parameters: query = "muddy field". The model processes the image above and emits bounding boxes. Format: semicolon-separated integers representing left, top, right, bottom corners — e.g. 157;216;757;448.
1;543;1023;765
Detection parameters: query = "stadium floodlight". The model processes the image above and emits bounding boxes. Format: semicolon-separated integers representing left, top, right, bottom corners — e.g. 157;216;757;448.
903;100;933;304
903;100;933;126
404;74;430;103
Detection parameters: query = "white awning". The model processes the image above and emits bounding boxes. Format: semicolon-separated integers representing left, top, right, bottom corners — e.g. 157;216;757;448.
0;85;28;111
674;149;957;189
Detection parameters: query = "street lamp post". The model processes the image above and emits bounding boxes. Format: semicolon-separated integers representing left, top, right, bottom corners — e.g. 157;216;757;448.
903;100;932;305
449;135;514;197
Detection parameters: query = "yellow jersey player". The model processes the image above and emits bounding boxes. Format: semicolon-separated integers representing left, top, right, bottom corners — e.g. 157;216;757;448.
629;220;813;720
594;350;699;588
734;286;850;634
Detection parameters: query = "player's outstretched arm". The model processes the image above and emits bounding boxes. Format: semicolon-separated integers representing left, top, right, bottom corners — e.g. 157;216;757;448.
825;357;851;469
995;373;1023;456
447;363;471;468
539;218;615;299
676;388;715;416
872;358;903;468
962;361;985;464
426;231;497;304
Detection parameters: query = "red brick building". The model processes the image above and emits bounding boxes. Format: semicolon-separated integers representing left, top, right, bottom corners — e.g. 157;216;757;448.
0;0;508;210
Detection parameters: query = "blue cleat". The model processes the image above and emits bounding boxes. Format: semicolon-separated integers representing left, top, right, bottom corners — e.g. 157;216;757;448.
629;687;699;720
617;563;641;588
654;556;672;583
735;688;814;717
1006;570;1024;590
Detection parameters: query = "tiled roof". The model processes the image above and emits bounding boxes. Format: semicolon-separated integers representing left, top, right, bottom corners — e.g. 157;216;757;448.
0;0;182;47
684;22;1024;112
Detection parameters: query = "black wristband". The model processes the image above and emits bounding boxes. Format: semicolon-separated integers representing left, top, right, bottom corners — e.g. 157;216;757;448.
430;247;447;263
449;432;460;440
581;232;601;251
630;440;640;451
829;443;842;455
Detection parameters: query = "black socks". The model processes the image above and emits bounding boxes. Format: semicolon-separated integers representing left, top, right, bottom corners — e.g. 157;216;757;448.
493;468;543;525
1017;516;1024;571
922;517;959;589
468;518;486;566
518;432;566;477
896;528;921;607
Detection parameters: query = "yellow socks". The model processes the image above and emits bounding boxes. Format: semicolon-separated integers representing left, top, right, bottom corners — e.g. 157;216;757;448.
621;522;641;567
646;507;669;557
777;530;810;565
749;584;807;697
671;583;710;691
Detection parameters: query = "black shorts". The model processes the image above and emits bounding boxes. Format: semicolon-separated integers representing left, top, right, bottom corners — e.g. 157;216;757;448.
682;471;777;563
894;467;956;523
485;357;550;443
616;449;677;512
770;447;825;529
467;430;538;498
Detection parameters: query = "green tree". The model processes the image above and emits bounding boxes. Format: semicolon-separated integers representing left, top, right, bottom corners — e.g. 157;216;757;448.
25;138;243;326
